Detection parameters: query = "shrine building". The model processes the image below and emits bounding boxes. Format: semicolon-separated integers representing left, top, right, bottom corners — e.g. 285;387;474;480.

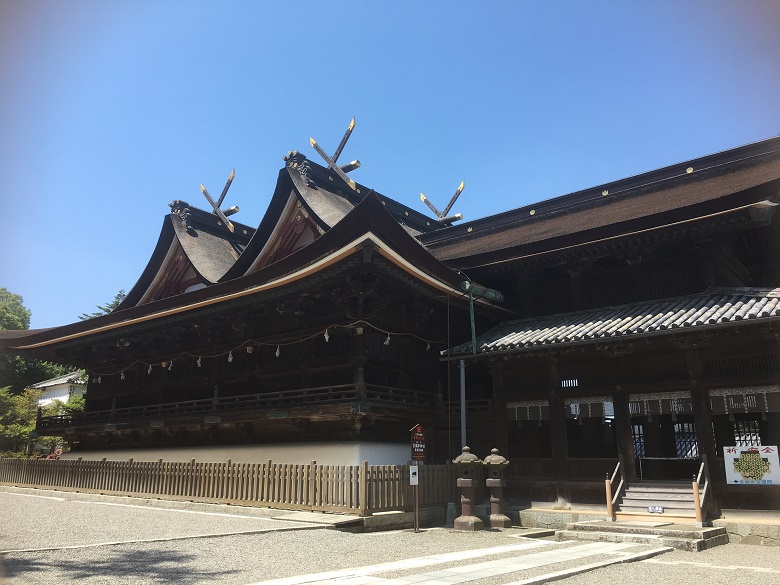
1;134;779;512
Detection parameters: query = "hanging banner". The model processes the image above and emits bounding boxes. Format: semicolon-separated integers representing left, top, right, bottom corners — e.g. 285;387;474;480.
724;445;780;485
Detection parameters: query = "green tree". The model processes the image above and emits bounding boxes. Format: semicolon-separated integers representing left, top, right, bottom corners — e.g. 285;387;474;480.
0;288;31;330
79;290;126;320
0;387;41;452
0;288;70;393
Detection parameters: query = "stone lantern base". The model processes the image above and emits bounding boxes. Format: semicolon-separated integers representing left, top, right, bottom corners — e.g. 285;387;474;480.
454;514;485;532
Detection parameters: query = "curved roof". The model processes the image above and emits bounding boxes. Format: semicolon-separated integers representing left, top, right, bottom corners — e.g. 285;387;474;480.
117;203;254;309
0;193;504;358
219;157;437;281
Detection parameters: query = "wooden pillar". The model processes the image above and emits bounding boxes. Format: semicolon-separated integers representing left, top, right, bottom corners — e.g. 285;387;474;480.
612;389;637;482
547;357;569;506
691;387;722;478
353;327;367;401
686;351;716;460
492;362;509;455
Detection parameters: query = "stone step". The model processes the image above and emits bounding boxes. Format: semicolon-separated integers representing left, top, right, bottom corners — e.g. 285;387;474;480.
557;529;728;552
615;512;700;524
565;522;726;540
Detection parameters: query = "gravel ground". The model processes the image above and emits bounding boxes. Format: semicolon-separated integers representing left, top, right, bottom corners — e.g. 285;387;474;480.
552;543;780;585
2;486;779;585
0;530;656;585
0;490;314;552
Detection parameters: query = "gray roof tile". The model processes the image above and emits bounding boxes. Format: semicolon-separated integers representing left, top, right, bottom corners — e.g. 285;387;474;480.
446;287;780;356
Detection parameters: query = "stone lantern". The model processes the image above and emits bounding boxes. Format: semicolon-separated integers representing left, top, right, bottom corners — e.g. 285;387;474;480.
452;446;483;531
483;448;511;528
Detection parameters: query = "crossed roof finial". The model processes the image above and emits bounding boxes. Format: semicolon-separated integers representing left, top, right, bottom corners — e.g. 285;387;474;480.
200;169;238;232
310;117;361;191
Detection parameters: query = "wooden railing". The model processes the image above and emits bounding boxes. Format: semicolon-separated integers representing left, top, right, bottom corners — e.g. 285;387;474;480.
693;455;711;523
38;383;435;432
605;460;624;520
0;457;458;517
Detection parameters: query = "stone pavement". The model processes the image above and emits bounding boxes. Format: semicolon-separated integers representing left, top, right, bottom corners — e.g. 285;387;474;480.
251;540;670;585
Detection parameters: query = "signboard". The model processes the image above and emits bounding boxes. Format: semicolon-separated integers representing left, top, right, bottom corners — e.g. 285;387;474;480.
724;445;780;485
410;424;426;461
410;465;419;486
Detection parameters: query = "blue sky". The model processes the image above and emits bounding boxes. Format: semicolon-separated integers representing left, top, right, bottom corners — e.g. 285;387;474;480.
1;1;779;329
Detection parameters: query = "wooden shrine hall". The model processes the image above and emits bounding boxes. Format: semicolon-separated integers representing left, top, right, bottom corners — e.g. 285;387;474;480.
2;128;779;512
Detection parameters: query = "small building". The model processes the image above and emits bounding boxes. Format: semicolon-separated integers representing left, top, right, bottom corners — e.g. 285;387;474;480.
28;372;86;408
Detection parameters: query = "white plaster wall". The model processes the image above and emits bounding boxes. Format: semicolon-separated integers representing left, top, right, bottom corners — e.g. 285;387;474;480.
39;387;72;407
62;441;411;465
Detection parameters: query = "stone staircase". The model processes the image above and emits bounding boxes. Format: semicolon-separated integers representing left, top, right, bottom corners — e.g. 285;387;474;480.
557;521;728;551
615;480;703;523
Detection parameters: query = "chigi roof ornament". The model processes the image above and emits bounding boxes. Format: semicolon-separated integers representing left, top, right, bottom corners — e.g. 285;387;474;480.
200;168;239;232
420;180;465;223
309;117;361;191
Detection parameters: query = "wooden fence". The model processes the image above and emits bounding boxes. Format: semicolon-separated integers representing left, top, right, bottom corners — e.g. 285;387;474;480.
0;458;459;516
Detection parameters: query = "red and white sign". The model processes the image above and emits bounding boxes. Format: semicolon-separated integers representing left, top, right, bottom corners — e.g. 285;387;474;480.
411;424;426;461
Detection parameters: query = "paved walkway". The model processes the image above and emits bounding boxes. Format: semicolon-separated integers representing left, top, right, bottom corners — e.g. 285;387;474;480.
253;540;669;585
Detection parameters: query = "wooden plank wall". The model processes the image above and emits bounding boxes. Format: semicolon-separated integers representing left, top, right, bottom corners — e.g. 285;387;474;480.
0;458;460;516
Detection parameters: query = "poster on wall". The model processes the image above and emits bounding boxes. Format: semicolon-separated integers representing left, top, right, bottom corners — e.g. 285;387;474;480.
724;445;779;485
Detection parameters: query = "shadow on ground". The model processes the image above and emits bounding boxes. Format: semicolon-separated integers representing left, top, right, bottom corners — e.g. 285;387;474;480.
1;547;239;583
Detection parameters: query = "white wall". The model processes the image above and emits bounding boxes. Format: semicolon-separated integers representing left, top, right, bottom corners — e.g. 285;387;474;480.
62;441;411;465
39;384;84;407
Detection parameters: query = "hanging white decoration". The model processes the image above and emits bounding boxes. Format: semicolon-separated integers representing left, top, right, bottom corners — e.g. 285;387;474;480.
148;364;153;375
96;376;102;384
120;371;125;381
168;360;173;371
196;357;202;368
384;334;391;346
324;329;330;342
228;351;233;363
426;342;431;351
275;345;280;357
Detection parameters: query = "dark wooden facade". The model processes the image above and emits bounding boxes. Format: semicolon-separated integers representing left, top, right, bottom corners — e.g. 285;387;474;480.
2;137;779;510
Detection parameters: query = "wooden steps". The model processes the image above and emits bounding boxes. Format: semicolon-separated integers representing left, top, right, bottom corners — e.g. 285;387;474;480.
616;480;702;522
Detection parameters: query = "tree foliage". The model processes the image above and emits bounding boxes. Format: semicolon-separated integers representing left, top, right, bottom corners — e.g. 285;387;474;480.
0;387;40;452
79;290;126;320
0;288;70;393
0;288;31;330
0;386;85;454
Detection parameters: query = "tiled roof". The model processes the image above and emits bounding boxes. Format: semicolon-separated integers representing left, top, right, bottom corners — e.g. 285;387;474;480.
446;287;780;356
27;371;86;389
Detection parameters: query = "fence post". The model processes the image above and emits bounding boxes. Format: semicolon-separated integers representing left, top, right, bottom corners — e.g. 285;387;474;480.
359;460;369;517
605;473;614;519
692;476;702;523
